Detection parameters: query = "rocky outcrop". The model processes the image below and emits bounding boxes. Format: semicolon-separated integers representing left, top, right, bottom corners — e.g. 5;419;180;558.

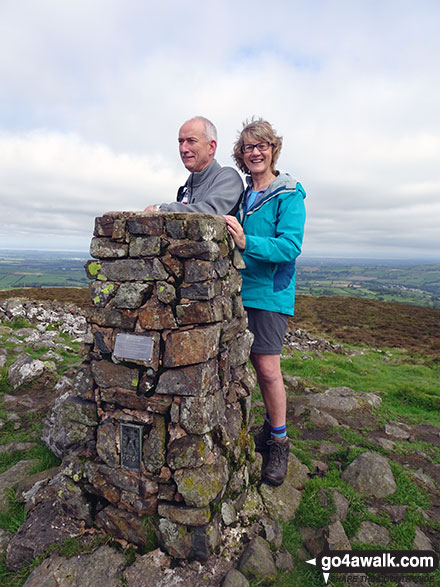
341;452;397;498
0;299;88;340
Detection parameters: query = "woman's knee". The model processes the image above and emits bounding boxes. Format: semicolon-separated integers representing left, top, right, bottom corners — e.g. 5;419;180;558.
253;355;282;384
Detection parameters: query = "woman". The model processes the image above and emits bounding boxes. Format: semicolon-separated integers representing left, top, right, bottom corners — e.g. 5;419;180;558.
224;118;306;486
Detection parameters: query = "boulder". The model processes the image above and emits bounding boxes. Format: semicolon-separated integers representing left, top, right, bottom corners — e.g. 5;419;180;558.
305;387;381;413
238;536;277;584
259;454;308;522
7;355;46;388
352;521;391;546
413;528;432;550
222;569;250;587
42;393;97;458
174;456;229;507
0;528;13;556
22;545;126;587
326;520;351;550
341;452;397;497
124;548;171;586
6;478;90;571
0;459;39;512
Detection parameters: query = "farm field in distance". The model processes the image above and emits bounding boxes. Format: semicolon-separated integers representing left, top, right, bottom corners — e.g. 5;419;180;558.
296;257;440;308
0;250;440;308
0;250;89;289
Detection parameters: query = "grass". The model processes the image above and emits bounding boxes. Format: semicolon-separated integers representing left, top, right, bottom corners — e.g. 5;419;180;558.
282;348;440;426
268;332;440;585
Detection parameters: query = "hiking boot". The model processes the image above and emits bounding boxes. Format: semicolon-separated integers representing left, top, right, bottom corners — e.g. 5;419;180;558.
253;420;271;453
262;436;290;486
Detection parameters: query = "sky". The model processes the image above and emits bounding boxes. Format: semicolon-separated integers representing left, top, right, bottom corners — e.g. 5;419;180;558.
0;0;439;260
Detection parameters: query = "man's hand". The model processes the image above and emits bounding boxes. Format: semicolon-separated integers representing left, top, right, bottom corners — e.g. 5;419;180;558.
144;205;159;213
224;215;246;250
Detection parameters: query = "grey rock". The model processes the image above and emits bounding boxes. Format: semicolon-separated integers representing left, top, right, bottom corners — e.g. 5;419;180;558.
39;350;63;362
385;423;411;440
174;456;229;507
158;503;211;527
15;466;60;507
413;528;432;550
42;394;97;458
306;386;381;413
331;489;349;521
6;494;88;571
259;454;308;522
274;549;294;571
309;407;339;428
327;520;351;550
124;548;171;586
261;517;283;549
0;528;13;555
23;545;126;587
0;459;39;512
0;441;37;454
156;518;192;559
221;501;237;526
7;355;46;388
382;504;407;523
112;282;153;308
341;452;397;497
180;390;225;434
222;569;250;587
167;433;213;470
412;469;436;490
143;416;166;473
319;442;340;455
353;521;391;546
239;487;265;523
90;281;119;307
375;437;395;451
238;536;277;584
229;331;254;368
300;527;327;557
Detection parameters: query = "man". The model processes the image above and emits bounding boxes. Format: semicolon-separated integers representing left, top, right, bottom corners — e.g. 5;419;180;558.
145;116;243;215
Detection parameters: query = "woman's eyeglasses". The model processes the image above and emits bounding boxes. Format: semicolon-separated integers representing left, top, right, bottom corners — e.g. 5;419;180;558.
241;141;272;153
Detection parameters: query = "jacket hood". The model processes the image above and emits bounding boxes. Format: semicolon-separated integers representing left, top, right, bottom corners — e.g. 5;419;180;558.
246;172;300;197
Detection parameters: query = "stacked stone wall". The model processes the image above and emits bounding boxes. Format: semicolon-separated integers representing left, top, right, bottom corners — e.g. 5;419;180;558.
82;211;256;559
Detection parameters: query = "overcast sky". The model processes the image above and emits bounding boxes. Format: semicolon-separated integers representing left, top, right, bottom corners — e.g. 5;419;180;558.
0;0;439;260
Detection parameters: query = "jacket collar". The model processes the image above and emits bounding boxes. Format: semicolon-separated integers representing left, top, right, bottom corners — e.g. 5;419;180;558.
187;159;220;188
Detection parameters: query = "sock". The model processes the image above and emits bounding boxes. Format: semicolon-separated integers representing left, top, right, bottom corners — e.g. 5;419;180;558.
271;424;287;438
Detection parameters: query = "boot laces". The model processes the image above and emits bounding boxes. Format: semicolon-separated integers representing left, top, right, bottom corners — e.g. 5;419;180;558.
267;439;285;467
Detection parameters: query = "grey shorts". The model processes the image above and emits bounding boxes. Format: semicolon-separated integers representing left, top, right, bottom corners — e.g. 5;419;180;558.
245;307;289;355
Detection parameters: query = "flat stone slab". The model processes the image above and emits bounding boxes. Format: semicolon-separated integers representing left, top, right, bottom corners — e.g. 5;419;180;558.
0;459;39;512
22;545;126;587
304;387;381;413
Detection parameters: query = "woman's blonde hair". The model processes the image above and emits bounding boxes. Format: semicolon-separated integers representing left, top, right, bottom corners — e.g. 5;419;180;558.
232;117;283;174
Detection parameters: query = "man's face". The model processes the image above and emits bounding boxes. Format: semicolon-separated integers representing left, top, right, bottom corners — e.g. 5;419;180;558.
178;119;216;173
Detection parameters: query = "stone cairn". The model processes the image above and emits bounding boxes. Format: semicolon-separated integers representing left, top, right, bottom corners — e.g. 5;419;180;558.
82;211;256;560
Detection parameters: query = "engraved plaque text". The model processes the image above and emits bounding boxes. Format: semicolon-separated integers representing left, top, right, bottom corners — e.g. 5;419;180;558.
120;423;142;470
113;333;154;363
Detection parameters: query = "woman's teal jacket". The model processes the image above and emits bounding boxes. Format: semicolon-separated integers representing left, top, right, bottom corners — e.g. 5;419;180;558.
237;172;306;316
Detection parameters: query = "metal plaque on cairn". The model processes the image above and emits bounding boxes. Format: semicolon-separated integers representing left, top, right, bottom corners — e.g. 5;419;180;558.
120;423;143;470
113;333;154;363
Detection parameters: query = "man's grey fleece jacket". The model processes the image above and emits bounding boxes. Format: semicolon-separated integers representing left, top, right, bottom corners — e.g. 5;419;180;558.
158;160;243;215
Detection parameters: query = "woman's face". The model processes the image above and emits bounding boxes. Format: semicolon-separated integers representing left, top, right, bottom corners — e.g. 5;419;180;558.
242;134;273;177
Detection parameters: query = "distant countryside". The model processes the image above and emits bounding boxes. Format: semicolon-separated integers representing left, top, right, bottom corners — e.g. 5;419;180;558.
0;250;440;309
295;258;440;308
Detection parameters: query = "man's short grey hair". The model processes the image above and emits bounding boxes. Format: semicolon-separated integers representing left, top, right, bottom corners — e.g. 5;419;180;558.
189;116;218;143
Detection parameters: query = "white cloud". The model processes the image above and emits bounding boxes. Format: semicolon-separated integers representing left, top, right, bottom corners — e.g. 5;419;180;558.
0;0;439;258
